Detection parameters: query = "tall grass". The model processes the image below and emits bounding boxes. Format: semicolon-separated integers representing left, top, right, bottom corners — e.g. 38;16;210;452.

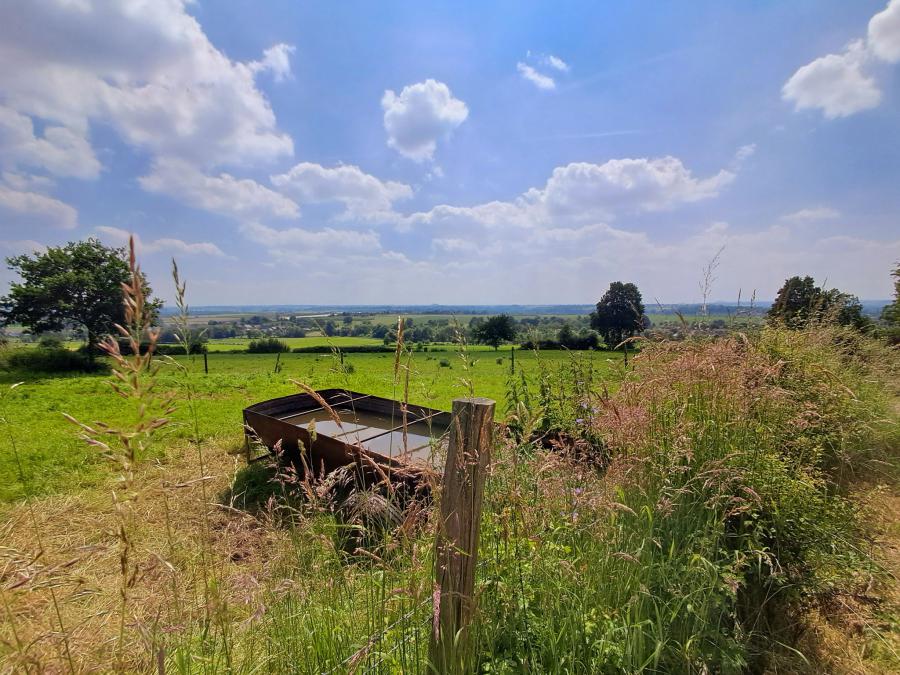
475;327;897;673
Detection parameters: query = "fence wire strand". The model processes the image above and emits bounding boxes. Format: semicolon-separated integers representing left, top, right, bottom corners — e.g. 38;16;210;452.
319;551;498;674
319;594;432;675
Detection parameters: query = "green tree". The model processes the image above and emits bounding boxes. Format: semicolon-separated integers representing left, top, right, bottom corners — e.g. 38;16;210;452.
767;276;819;326
473;314;517;349
557;323;575;347
590;282;646;348
768;276;869;329
0;239;160;357
880;264;900;325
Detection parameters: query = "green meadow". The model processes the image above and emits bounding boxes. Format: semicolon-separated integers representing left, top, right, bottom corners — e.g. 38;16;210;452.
0;347;624;504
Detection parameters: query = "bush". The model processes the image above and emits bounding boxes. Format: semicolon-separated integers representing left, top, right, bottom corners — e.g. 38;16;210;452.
438;358;451;368
38;335;64;350
247;338;290;353
1;346;107;373
520;332;601;350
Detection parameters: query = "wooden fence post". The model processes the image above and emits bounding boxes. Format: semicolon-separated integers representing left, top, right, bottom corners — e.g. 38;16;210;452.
203;351;208;374
430;396;495;674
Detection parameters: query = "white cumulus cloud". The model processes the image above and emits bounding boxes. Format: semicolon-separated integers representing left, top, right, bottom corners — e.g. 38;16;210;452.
869;0;900;63
0;0;293;169
532;157;733;217
783;40;881;118
0;183;78;229
270;163;412;220
139;158;300;220
401;155;733;232
250;43;296;82
0;105;100;179
95;226;228;257
381;79;469;161
783;1;900;118
240;221;381;256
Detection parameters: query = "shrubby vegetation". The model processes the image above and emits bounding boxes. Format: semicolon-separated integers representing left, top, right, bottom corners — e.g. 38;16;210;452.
0;344;105;373
246;337;291;353
497;324;897;672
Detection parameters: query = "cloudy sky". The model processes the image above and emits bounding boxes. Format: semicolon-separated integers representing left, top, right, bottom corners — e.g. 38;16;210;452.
1;0;899;305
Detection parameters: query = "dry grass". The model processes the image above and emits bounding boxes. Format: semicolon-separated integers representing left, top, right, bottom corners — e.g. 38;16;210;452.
0;441;298;673
783;486;900;675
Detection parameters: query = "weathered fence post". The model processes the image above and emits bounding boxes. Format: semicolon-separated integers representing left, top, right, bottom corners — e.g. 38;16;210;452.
510;346;515;375
203;350;208;374
430;396;495;674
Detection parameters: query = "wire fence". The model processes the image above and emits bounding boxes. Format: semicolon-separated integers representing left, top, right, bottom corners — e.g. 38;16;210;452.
319;594;433;675
318;549;500;674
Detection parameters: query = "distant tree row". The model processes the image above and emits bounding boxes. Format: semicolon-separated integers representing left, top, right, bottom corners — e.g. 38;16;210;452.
2;239;897;354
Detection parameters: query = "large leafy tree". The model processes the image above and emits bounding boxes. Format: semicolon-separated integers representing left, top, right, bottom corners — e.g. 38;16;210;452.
590;282;646;348
768;276;868;329
880;264;900;325
473;314;517;349
0;239;161;354
767;276;819;326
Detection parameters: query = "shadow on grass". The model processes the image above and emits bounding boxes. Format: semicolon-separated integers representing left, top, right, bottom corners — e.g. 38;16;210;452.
220;460;294;514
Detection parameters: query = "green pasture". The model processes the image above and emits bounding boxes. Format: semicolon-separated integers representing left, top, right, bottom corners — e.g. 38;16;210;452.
50;336;516;352
203;336;384;351
0;348;624;504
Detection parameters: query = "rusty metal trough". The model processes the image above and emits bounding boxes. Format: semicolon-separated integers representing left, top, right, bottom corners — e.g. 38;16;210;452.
242;389;451;484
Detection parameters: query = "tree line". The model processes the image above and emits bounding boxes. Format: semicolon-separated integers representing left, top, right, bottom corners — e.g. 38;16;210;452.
2;239;899;356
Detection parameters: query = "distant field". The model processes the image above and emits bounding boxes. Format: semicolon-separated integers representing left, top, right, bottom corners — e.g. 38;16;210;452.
203;336;384;351
645;312;764;326
27;336;576;353
361;312;579;324
0;348;625;504
200;337;509;352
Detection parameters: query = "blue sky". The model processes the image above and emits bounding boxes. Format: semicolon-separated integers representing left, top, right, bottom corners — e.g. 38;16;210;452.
1;0;898;305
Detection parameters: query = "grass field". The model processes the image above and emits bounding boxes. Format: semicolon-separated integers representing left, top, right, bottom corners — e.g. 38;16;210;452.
51;336;543;353
202;336;385;351
0;347;624;504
